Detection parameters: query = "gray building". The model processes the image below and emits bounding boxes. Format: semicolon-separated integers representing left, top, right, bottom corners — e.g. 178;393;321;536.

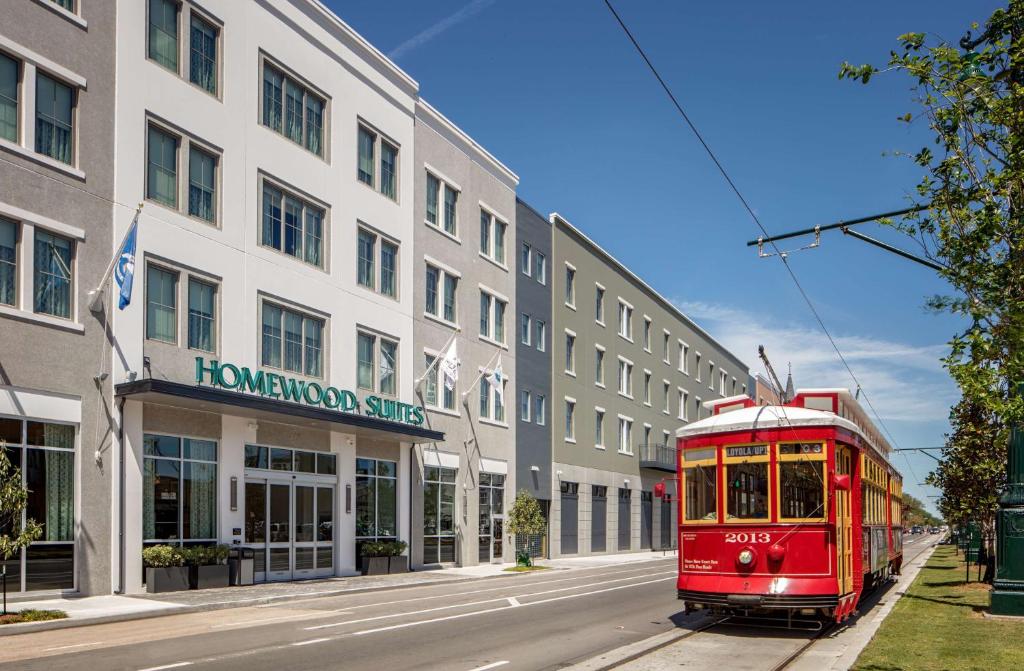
514;199;552;532
411;101;518;567
549;213;749;558
0;0;116;595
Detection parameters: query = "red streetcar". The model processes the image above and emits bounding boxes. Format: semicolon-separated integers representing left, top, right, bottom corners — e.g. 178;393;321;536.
673;388;902;623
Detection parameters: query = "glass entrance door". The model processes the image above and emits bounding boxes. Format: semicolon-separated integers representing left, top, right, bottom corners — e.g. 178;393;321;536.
245;477;335;582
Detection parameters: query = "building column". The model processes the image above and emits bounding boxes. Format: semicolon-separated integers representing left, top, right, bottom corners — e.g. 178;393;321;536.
334;432;356;576
120;399;144;594
398;442;411;558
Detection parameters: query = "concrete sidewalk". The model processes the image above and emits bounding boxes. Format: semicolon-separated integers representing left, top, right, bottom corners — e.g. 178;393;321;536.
0;550;676;635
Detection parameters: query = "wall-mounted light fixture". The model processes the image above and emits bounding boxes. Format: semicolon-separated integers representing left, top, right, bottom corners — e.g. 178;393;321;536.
230;476;238;511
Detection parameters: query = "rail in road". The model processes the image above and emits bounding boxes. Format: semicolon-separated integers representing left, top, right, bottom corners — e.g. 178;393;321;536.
0;558;685;671
598;534;940;671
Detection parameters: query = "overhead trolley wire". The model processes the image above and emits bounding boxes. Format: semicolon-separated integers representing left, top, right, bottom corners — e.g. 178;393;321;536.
602;0;912;462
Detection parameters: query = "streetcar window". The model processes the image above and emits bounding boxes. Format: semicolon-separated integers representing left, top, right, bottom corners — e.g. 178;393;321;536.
725;463;769;519
683;465;717;521
780;461;825;519
683;448;715;462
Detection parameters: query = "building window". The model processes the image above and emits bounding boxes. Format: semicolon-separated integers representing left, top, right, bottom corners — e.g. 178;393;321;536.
479;375;505;423
260;180;324;268
356;331;398;395
424;353;456;411
618;417;633;455
145;264;178;343
520;390;531;422
533;320;546;352
595;409;605;448
565;399;575;441
0;217;16;306
189;14;218;94
534;252;546;284
356;458;398;548
188;146;216;222
479;209;507;265
663;332;671;364
709;362;715;389
33;229;73;319
356;228;399;298
261;302;323;377
425;264;458;324
643;371;651;405
564;332;575;374
0;418;75;592
261;62;326;157
664;382;671;414
479;290;506;344
595;285;605;324
618;300;632;340
617;358;633;398
565;265;575;306
443;184;458;235
520;243;531;275
147;125;178;208
423;466;457;564
148;0;179;72
187;278;216;352
695;353;702;382
0;53;19;142
356;124;398;200
143;433;217;542
680;342;689;373
643;317;652;351
33;73;73;165
535;395;546;425
520;313;531;345
679;389;689;420
594;346;605;386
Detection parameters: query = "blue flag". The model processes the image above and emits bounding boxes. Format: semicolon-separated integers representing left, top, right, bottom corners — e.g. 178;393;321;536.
114;216;138;310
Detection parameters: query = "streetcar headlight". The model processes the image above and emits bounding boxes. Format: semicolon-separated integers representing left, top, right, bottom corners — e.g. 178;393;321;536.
737;549;755;565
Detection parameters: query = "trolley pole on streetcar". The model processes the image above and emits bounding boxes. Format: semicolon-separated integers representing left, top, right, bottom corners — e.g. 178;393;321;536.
992;384;1024;614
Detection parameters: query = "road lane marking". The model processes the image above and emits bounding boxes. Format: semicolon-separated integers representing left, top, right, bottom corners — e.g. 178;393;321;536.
291;638;331;646
138;663;193;671
43;641;103;651
305;570;675;631
350;576;675;636
507;597;521;607
210;611;353;628
467;662;510;671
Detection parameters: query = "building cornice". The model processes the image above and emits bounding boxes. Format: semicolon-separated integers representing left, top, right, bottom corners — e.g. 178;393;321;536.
416;99;519;190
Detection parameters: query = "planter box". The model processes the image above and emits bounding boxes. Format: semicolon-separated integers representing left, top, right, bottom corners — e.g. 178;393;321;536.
388;556;409;574
146;566;190;593
191;564;230;590
360;556;389;576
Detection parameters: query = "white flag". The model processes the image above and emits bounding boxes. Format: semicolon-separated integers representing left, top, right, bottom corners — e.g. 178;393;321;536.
484;355;505;402
440;340;459;390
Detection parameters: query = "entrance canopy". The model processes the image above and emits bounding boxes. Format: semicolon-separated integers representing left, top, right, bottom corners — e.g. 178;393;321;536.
115;378;445;444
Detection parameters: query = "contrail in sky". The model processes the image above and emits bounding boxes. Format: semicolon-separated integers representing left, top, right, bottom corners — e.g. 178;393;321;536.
388;0;497;60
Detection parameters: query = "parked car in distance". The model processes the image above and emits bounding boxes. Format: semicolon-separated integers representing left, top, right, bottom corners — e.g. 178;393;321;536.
911;525;923;534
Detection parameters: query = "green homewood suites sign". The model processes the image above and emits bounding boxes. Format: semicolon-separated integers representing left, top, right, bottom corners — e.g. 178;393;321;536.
194;357;425;427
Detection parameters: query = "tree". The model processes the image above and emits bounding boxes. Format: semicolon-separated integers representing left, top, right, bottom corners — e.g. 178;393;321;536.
902;492;942;528
840;4;1024;430
506;490;546;566
0;443;41;613
926;397;1006;535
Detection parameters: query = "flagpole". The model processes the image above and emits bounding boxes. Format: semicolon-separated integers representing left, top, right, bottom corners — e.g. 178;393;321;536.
88;203;143;313
460;347;503;402
413;328;460;388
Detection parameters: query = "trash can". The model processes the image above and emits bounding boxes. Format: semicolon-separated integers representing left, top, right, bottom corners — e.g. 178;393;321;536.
229;547;255;586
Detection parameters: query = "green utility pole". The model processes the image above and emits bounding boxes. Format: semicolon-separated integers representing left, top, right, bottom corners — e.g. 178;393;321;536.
992;393;1024;614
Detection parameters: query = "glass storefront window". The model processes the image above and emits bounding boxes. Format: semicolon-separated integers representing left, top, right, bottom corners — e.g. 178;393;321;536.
356;457;398;540
143;434;218;542
0;418;76;592
423;465;457;564
246;445;336;476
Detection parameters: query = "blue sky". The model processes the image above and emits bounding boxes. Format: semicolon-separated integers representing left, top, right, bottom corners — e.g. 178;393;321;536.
329;0;1004;514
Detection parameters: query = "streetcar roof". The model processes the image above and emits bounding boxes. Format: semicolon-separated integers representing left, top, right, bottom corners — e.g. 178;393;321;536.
676;403;862;440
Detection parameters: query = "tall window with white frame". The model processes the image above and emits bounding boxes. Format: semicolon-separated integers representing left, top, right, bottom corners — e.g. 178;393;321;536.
535;394;546;426
357;228;398;299
147;125;178;208
618;358;633;397
357;124;398;200
35;74;74;165
425;171;459;237
357;331;398;396
424;353;456;411
520;390;531;422
187;278;216;352
479;290;506;344
189;13;218;94
34;229;73;319
565;265;575;306
595;409;605;448
261;180;324;268
0;217;16;306
565;399;575;441
594;347;604;386
261;302;323;378
520;313;530;346
595;286;605;324
534;251;546;284
520;243;531;276
565;332;575;374
618;417;633;455
479;375;505;423
535;319;546;352
146;264;177;343
0;418;75;592
148;0;179;72
479;209;506;265
643;318;651;351
425;264;458;324
356;458;398;560
618;301;632;340
0;53;18;142
147;122;221;225
262;62;325;157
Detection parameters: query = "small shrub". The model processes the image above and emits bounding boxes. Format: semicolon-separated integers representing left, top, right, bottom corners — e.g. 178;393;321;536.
516;549;533;568
143;545;184;568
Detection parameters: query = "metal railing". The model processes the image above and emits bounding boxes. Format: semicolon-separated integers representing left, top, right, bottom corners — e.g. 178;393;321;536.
639;443;676;472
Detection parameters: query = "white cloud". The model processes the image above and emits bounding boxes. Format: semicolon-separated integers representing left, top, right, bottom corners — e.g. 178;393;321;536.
675;299;957;423
388;0;497;60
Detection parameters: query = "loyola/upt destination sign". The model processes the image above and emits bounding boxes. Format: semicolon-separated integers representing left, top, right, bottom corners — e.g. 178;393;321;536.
194;357;425;427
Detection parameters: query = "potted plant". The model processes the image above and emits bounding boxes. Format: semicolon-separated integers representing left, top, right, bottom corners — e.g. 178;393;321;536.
359;541;390;576
143;545;189;593
385;541;409;574
185;545;231;590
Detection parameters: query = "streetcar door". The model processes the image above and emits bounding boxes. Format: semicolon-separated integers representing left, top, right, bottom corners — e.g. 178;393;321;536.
835;446;854;595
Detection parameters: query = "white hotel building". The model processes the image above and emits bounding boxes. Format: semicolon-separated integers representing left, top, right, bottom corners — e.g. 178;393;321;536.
103;0;511;592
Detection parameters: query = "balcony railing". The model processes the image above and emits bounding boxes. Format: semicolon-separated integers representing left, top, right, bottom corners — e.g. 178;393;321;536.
639;443;676;472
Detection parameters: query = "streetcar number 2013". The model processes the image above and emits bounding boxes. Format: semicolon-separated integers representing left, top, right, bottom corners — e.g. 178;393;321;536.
724;532;771;544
